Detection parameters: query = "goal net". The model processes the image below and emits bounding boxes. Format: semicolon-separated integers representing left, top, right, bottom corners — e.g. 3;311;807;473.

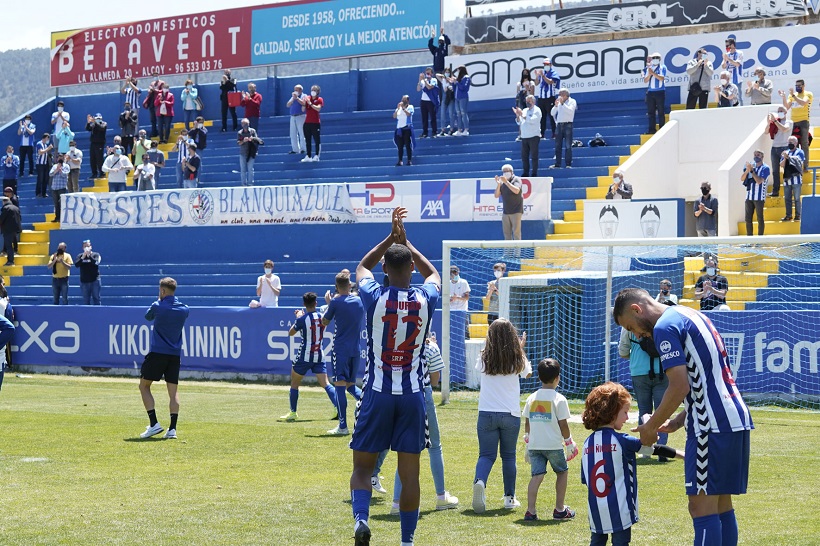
441;235;820;410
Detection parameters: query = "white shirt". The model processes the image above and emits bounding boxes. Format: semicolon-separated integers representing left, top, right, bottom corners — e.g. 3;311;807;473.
135;163;156;187
66;148;83;170
551;97;577;123
772;119;793;147
102;155;133;184
396;105;414;129
450;278;470;311
523;388;570;450
477;356;532;416
257;274;281;307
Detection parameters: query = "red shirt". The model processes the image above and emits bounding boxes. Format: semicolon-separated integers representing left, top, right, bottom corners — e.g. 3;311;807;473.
241;92;263;118
305;96;323;124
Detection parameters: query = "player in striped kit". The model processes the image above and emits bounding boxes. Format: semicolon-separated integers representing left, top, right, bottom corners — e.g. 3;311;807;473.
279;292;338;422
348;207;440;546
613;288;753;546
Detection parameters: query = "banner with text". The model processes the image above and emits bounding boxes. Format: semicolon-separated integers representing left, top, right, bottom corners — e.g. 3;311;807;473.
466;0;807;44
50;0;441;86
59;184;356;229
459;21;820;116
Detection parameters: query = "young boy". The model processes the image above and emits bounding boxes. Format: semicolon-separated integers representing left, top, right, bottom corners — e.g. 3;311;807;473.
522;358;577;521
280;292;338;421
580;382;683;546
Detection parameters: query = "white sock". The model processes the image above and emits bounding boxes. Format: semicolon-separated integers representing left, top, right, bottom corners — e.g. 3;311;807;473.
437;493;447;500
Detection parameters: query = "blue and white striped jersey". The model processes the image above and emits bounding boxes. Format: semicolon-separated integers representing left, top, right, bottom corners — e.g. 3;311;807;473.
653;306;753;436
422;340;444;388
744;163;770;201
358;277;440;395
293;310;325;365
581;429;650;534
642;64;667;91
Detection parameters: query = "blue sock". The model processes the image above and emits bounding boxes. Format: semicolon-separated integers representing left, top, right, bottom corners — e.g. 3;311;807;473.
335;386;348;428
347;384;363;401
289;388;298;412
399;509;419;543
693;514;722;546
720;509;738;546
351;489;372;524
324;384;338;407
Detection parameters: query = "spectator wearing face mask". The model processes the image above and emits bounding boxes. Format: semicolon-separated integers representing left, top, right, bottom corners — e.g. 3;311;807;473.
86;113;108;179
514;95;542;177
146;141;166;187
132;129;150;166
417;67;440;139
606;171;633;200
695;256;728;311
745;67;772;105
238;119;261;186
722;37;744;105
393;95;415;167
781;79;813;172
642;52;667;134
449;266;470;312
133;154;156;191
694;182;718;237
119;102;139;156
75;239;102;305
428;28;450;73
685;49;713;110
486;263;506;325
741;150;770;236
656;279;678;305
437;68;456;136
171;130;191;189
102;145;133;193
180;80;199;130
251;260;281;308
51;101;71;158
301;85;323;162
494;164;523;240
154;83;175;144
768;106;792;198
714;71;739;108
2;147;19;195
65;140;83;193
49;155;70;222
241;83;263;131
122;77;141;121
780;136;805;222
35;133;53;198
534;58;560;139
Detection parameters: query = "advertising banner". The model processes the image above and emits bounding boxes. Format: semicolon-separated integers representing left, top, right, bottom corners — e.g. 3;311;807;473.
11;305;443;376
348;177;552;223
583;199;681;240
50;0;441;87
466;0;808;44
59;184;356;229
460;22;820;113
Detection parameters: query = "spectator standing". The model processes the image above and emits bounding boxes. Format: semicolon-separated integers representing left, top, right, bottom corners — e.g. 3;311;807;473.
656;279;678;304
550;89;576;169
49;155;69;222
3;187;19;208
119;102;139;155
685;49;714;110
642;52;667;134
85;113;107;179
75;240;102;305
452;65;471;136
417;67;440;139
514;96;541;177
287;84;308;154
65;140;83;193
722;37;744;105
2;147;19;194
180;80;199;130
55;121;74;160
782;79;813;172
145;72;163;138
182;144;200;188
133;154;156;191
155;83;175;144
17;115;36;177
494;164;523;240
695;256;728;311
255;260;281;307
0;196;21;266
514;69;535;138
694;181;718;236
449;265;470;311
606;170;633;199
301;85;323;162
714;71;739;108
132;129;150;165
121;77;141;123
238;119;262;186
219;70;239;132
188;117;208;181
146;141;165;187
437;68;456;136
745;67;773;105
485;262;506;324
241;83;263;131
35;133;53;198
138;277;189;440
741;150;770;235
534;58;560;139
428;28;450;73
47;242;73;305
102;145;133;192
171;130;190;189
780;135;805;222
51;101;71;156
393;95;415;166
768;107;792;197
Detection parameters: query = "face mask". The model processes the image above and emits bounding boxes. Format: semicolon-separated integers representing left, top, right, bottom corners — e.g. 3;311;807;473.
701;187;710;195
264;268;273;274
494;270;503;279
778;112;786;120
115;150;122;156
788;143;796;150
186;85;192;89
242;123;249;129
445;72;451;77
85;246;92;252
651;59;659;66
505;172;513;180
452;275;460;283
754;156;762;163
311;91;318;97
426;73;432;79
57;106;64;112
612;177;620;183
720;78;729;86
125;107;131;111
661;289;669;295
6;152;11;157
69;146;76;152
706;267;716;276
796;86;803;92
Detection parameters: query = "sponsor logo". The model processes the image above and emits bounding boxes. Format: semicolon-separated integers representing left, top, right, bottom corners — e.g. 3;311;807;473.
599;205;619;239
660;340;672;353
640;204;661;238
189;189;214;224
348;182;395;206
660;350;681;361
421;180;450;219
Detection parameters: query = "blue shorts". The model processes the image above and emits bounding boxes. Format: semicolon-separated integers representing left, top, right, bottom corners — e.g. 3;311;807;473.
350;389;428;454
332;352;360;383
292;360;327;377
529;448;568;476
685;430;750;496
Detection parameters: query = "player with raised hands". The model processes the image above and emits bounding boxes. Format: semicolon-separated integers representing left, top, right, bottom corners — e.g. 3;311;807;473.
348;207;441;546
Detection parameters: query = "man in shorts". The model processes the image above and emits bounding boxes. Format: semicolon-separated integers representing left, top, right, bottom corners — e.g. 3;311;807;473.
348;207;441;546
613;287;753;546
138;277;189;439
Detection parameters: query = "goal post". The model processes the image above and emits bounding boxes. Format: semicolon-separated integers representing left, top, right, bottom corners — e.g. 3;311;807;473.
441;234;820;409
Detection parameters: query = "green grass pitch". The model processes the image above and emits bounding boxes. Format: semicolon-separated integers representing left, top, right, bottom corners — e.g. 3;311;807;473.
0;375;818;545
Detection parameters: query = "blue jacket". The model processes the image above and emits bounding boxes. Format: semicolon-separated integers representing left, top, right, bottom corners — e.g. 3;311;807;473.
146;295;189;356
455;76;471;100
3;155;19;180
428;35;450;72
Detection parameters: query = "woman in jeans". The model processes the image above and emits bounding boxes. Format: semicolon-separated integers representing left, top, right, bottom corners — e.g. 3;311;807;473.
452;65;471;136
472;318;531;513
